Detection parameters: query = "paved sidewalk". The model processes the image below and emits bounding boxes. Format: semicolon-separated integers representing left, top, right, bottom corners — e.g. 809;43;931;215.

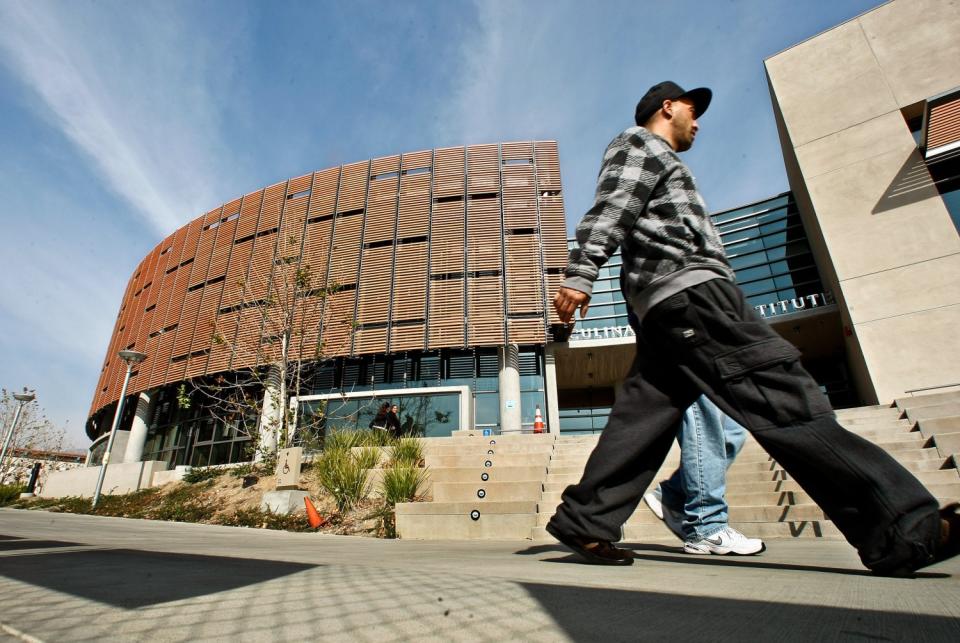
1;508;958;641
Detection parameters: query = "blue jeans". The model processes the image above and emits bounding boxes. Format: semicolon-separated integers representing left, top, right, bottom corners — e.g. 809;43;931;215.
659;395;747;540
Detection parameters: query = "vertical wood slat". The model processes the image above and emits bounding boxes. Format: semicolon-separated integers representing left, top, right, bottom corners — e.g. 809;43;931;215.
428;279;464;347
467;144;499;195
149;220;199;389
535;141;567;328
125;249;162;391
505;235;544;313
467;275;504;346
337;161;368;213
356;157;398;354
433;146;465;197
136;227;185;396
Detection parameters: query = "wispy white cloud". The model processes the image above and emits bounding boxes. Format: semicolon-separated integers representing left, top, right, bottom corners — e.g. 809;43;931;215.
433;1;827;227
0;2;250;235
0;1;254;446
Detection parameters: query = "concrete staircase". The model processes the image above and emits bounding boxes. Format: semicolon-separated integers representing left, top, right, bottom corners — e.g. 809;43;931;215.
395;391;960;541
394;434;554;539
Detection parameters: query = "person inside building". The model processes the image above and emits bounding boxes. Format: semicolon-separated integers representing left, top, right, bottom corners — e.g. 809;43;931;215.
387;404;403;438
369;402;391;432
546;80;959;575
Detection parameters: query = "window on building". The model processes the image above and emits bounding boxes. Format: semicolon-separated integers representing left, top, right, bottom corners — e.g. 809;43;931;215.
908;103;960;234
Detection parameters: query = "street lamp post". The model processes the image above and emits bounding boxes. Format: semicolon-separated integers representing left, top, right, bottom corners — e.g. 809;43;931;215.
92;350;147;508
0;390;36;483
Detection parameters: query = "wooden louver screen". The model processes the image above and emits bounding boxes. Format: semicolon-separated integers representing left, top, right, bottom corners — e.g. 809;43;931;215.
90;142;568;421
924;91;960;158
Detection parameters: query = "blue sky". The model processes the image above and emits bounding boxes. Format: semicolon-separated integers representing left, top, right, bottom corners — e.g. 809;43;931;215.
0;0;881;448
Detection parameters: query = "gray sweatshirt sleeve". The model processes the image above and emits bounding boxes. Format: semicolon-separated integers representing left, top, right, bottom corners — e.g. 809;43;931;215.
562;131;667;296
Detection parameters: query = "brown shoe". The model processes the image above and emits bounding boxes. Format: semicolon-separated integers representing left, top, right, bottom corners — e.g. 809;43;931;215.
546;523;634;566
876;503;960;577
933;502;960;566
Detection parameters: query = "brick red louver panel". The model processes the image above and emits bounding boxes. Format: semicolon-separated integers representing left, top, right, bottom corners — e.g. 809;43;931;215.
925;94;960;157
90;142;567;423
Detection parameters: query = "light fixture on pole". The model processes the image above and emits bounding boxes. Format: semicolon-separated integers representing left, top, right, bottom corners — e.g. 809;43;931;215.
0;389;36;482
92;350;147;508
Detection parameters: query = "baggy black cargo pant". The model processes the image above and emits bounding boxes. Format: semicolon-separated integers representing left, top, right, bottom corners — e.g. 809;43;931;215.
548;278;941;573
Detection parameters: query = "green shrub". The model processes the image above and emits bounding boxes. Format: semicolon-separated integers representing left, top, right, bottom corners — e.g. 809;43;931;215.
214;507;312;531
324;430;365;451
380;465;429;506
183;467;224;484
358;429;396;448
390;438;424;467
93;488;161;516
366;500;396;538
0;484;25;506
314;447;371;513
15;495;93;513
149;498;213;523
229;461;268;478
354;446;381;471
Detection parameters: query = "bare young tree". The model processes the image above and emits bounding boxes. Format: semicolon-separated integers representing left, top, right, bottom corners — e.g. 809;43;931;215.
0;389;67;484
178;232;363;462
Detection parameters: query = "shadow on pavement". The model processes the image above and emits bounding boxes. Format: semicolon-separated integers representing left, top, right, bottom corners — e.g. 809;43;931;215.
519;581;960;640
0;548;318;608
0;539;81;551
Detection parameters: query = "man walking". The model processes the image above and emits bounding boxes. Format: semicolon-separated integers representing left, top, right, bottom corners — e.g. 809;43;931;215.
546;81;958;574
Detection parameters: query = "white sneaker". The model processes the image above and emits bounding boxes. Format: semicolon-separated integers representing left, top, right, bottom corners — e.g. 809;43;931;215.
642;488;686;542
683;526;766;555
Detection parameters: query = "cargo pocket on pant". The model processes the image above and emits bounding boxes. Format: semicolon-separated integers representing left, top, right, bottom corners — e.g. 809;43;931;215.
715;338;831;430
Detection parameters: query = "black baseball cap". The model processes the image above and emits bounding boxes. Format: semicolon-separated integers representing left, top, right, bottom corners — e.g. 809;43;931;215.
634;81;712;126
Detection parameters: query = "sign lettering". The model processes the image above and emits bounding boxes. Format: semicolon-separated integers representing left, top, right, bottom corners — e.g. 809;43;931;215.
754;291;835;318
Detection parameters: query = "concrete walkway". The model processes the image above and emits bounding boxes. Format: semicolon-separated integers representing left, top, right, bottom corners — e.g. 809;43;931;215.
1;508;958;642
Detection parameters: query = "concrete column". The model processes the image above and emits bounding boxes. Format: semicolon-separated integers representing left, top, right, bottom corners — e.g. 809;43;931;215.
544;344;561;433
256;364;283;461
498;344;522;434
123;391;155;463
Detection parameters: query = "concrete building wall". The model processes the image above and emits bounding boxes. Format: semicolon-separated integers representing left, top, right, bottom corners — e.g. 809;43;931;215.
38;460;167;498
765;0;960;403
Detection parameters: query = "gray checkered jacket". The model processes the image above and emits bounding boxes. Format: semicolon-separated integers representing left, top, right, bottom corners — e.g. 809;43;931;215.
563;126;734;319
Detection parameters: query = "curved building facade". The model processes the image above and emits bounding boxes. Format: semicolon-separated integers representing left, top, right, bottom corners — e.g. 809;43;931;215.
88;142;568;465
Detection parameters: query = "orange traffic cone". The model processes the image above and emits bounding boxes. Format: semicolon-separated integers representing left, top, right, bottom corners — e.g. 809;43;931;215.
533;405;545;434
304;496;326;529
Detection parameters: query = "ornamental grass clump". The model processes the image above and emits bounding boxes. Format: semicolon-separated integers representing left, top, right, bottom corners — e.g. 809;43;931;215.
390;437;424;468
380;465;429;506
324;430;365;451
314;446;372;513
353;446;381;471
358;429;397;448
0;484;25;506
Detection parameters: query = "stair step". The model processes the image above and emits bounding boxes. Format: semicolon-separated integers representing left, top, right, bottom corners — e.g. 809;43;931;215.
431;481;543;503
896;391;960;412
396;500;538;515
425;454;551;468
906;403;960;423
916;416;960;439
932;432;960;457
422;466;548;483
397;513;536;539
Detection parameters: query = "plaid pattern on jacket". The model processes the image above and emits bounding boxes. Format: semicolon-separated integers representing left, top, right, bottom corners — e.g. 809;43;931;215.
563;126;734;314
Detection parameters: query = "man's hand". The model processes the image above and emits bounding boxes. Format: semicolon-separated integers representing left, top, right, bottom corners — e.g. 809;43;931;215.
553;287;590;324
